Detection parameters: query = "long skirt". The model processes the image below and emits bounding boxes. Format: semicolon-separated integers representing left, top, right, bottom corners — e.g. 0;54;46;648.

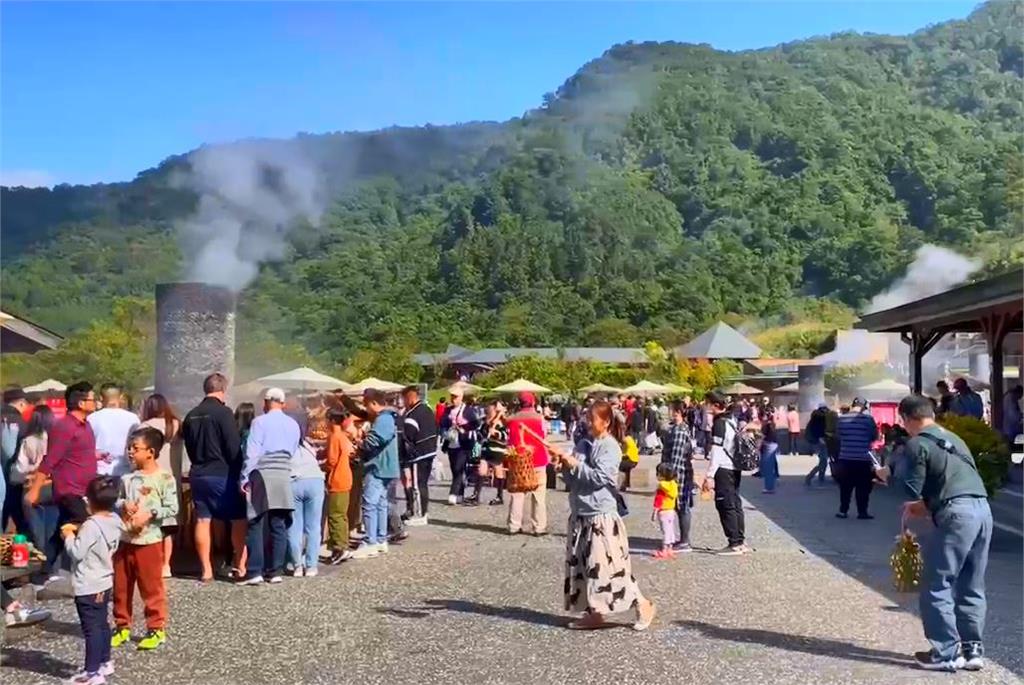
564;512;643;614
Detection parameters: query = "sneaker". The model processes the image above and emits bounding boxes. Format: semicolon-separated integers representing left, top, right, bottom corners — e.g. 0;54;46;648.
237;575;264;586
267;575;284;584
328;550;352;565
835;512;848;519
914;650;963;672
857;513;875;520
406;516;429;527
66;671;106;685
98;661;115;677
378;542;389;554
716;545;744;556
350;543;381;560
675;544;694;553
5;605;51;628
291;566;305;577
488;497;504;506
961;642;984;671
304;567;319;578
137;629;166;651
762;489;774;494
389;531;409;544
110;627;132;648
447;495;458;505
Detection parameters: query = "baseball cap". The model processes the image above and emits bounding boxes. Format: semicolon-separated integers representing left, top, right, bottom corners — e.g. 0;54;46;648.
3;387;27;404
264;387;286;403
518;391;536;408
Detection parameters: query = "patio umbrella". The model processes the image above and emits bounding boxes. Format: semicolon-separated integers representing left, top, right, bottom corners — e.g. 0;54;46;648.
621;380;669;396
856;379;910;400
491;378;552;394
446;381;482;395
719;382;764;395
579;383;621;395
662;382;693;395
23;378;66;393
347;377;406;394
256;366;351;392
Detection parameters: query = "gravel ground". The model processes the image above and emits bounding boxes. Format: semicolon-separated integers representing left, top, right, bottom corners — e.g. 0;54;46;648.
2;474;1021;685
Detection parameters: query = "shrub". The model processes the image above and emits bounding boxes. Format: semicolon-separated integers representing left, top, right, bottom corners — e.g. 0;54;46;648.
937;414;1011;497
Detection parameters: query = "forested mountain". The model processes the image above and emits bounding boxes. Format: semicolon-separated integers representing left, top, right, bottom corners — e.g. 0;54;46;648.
2;2;1022;376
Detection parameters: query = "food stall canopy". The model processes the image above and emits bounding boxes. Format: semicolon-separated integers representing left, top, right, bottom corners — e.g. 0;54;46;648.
23;378;66;393
662;382;693;395
856;378;910;401
490;378;552;394
446;381;482;395
257;367;352;391
720;382;764;395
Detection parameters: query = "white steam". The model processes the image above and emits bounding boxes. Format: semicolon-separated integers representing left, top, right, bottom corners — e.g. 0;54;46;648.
866;244;981;313
176;141;324;291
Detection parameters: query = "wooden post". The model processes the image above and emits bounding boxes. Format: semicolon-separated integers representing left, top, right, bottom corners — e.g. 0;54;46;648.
981;311;1013;431
902;329;944;394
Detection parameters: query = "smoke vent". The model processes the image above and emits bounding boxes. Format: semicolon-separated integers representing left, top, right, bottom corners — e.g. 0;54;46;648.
155;283;236;414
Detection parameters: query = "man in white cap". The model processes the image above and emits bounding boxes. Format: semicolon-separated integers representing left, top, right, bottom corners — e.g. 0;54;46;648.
238;387;300;585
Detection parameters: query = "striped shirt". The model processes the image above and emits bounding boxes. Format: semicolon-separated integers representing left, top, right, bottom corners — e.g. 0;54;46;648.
837;411;878;461
480;422;509;464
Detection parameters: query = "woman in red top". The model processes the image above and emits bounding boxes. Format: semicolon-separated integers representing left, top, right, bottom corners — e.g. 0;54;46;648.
505;392;549;536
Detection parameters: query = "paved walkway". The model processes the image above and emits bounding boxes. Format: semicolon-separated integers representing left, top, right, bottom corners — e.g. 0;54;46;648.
2;462;1021;684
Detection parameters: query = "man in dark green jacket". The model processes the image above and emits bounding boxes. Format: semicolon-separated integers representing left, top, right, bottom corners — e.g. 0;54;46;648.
883;395;991;672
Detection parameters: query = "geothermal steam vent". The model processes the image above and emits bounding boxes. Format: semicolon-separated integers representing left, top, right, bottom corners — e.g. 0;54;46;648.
155;283;236;413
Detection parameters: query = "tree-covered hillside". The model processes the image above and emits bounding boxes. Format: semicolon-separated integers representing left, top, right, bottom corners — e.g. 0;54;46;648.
2;1;1021;379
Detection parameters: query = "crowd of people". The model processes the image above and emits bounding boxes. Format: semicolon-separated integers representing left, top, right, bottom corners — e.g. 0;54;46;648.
0;371;1013;679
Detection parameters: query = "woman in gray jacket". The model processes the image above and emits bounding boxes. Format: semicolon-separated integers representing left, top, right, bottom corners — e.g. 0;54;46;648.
548;400;656;631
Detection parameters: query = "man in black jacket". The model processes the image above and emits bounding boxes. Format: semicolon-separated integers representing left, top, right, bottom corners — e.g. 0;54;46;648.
400;385;438;525
181;373;245;582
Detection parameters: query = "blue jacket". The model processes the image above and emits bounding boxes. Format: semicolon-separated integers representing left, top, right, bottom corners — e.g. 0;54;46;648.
360;409;400;479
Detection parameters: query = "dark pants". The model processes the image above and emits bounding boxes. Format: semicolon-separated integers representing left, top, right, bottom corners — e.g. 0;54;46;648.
2;482;30;535
837;460;874;516
45;495;89;576
413;459;432;516
245;510;291;579
448;449;469;498
789;431;800;456
75;588;111;674
714;469;744;547
387;479;404;537
676;478;694;547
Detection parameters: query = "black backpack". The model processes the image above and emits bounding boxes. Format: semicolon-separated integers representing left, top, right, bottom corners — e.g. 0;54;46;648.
726;417;759;471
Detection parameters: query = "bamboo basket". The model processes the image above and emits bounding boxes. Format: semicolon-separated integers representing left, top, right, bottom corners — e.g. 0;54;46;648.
505;444;539;493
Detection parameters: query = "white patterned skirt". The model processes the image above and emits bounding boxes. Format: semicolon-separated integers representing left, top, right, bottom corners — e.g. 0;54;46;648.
564;512;643;614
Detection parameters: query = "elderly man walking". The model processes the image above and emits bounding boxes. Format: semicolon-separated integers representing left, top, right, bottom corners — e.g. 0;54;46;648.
883;395;992;672
239;388;300;585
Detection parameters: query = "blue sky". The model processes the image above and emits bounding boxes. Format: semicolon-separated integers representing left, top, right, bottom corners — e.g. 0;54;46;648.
1;1;978;186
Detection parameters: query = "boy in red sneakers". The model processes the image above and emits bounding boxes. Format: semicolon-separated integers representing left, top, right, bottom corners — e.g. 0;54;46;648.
111;426;178;651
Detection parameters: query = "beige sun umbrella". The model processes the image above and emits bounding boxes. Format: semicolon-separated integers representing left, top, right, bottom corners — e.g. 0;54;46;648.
579;382;622;395
446;381;482;395
720;382;764;395
257;366;351;392
347;377;406;394
23;378;66;393
662;382;693;395
621;380;669;396
491;378;552;394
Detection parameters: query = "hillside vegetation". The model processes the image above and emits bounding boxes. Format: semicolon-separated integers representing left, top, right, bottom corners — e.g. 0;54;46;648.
1;2;1021;384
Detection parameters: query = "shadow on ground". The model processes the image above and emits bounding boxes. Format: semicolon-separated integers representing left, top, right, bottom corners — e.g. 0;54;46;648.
743;473;1023;676
676;619;913;668
377;598;568;627
0;646;77;679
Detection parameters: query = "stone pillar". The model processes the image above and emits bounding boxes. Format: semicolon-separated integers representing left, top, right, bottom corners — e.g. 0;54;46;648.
155;283;236;416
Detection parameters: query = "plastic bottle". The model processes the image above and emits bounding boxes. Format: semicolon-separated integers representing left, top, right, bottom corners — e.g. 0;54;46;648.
11;534;30;568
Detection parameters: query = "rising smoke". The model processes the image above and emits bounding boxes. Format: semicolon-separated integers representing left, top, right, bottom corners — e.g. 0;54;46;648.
866;244;981;313
175;141;324;291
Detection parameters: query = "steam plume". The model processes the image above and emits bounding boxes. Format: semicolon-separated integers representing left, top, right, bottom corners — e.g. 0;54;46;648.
866;244;981;313
176;141;324;291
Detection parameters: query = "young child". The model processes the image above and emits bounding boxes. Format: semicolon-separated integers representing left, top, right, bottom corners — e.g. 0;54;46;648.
652;463;679;559
321;408;355;565
63;476;125;685
111;426;178;651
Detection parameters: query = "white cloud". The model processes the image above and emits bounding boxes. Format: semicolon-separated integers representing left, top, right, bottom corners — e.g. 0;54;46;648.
0;169;57;188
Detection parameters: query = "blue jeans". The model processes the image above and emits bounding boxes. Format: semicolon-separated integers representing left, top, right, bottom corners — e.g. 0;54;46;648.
288;477;325;570
920;497;992;660
762;451;779;492
245;510;291;579
806;441;829;483
74;589;111;674
25;501;59;555
361;473;391;545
